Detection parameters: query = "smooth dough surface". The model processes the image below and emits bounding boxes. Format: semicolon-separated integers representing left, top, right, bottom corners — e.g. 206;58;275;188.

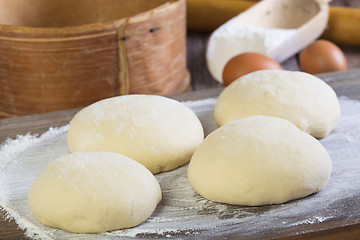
67;95;204;174
188;116;332;206
214;70;340;138
28;152;162;233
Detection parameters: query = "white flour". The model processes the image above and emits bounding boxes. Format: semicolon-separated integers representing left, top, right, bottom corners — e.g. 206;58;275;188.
1;97;360;239
285;216;334;227
206;21;297;82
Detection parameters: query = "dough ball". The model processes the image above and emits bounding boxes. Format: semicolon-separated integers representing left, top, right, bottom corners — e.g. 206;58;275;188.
214;70;340;138
188;116;332;206
67;95;204;174
28;152;162;233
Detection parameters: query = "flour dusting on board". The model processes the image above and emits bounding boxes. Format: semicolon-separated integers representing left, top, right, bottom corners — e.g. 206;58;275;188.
285;216;334;227
1;97;360;239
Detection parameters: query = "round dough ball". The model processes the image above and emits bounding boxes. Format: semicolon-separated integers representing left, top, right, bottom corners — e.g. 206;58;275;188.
28;152;162;233
188;116;332;206
67;95;204;174
214;70;340;138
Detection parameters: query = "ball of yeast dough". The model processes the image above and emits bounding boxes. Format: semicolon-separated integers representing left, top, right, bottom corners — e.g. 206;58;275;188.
188;116;332;206
67;95;204;174
214;70;340;138
28;152;162;233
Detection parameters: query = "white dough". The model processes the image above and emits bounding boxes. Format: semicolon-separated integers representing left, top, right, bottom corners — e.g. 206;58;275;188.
188;116;332;206
214;70;340;138
67;95;204;174
28;152;162;233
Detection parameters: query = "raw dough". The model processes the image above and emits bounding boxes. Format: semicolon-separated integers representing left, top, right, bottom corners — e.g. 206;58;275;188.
67;95;204;174
188;116;332;206
28;152;162;233
214;70;340;138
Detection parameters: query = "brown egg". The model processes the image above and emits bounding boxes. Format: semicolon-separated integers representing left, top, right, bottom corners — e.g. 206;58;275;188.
222;52;282;86
299;39;348;74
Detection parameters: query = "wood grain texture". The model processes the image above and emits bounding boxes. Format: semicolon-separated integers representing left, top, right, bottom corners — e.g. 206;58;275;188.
124;0;190;95
0;0;188;118
0;26;122;118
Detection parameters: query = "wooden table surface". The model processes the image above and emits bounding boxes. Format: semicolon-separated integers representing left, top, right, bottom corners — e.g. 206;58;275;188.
1;0;360;239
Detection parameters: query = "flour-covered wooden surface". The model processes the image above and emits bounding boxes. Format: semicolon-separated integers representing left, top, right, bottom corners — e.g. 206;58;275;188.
2;0;360;239
1;69;360;239
1;95;360;240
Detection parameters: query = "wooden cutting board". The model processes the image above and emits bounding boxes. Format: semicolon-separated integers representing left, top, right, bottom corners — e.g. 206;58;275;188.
1;69;360;240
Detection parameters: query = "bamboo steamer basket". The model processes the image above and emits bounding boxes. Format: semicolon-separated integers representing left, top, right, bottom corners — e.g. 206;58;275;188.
0;0;189;118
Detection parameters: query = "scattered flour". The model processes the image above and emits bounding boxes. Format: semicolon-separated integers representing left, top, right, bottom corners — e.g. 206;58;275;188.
296;216;333;225
0;126;66;171
206;21;297;82
0;97;360;239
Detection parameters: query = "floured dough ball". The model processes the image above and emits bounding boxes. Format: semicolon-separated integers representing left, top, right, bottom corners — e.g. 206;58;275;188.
28;152;162;233
188;116;332;206
67;95;204;174
214;70;340;138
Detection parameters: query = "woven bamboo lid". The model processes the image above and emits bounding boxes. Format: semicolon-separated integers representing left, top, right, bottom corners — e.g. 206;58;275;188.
0;0;189;118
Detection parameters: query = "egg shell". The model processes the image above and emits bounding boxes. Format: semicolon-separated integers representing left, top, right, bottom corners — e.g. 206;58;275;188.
299;39;348;74
222;52;282;86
